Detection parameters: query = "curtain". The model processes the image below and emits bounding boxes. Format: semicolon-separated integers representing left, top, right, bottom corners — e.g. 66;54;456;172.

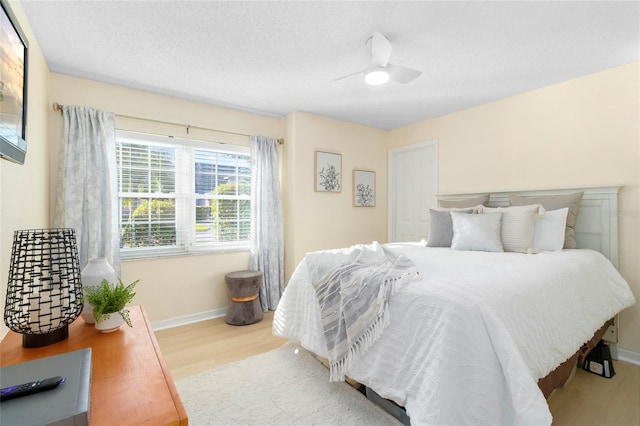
249;135;284;311
53;105;120;275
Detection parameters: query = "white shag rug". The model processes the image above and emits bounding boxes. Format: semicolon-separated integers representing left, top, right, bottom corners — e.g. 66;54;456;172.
176;341;403;426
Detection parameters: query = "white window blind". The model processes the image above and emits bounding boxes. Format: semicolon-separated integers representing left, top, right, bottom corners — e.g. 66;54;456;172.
116;131;251;258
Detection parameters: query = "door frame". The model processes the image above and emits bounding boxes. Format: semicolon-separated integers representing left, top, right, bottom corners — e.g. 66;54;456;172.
388;139;439;242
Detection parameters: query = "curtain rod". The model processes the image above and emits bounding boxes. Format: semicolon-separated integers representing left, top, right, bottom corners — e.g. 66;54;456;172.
52;102;284;144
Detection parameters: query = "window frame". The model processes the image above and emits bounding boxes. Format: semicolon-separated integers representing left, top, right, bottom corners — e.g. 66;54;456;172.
116;131;252;260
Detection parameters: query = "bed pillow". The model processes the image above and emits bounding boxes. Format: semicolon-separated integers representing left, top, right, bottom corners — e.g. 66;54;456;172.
509;192;583;249
450;211;504;252
435;205;483;214
533;208;569;251
426;208;472;247
479;204;545;253
438;194;490;209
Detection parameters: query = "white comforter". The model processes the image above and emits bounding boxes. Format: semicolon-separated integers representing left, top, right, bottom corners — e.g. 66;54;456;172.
273;243;635;426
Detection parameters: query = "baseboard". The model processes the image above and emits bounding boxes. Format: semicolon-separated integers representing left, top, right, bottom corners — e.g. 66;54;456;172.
617;348;640;366
151;307;227;331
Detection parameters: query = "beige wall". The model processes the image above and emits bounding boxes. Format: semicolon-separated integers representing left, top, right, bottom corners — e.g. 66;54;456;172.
48;74;281;323
0;1;51;339
387;62;640;354
282;111;388;279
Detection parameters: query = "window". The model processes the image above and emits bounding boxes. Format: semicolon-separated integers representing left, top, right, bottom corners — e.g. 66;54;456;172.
116;131;251;257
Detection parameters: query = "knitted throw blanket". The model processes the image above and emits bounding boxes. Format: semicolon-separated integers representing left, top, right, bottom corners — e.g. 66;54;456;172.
311;242;420;381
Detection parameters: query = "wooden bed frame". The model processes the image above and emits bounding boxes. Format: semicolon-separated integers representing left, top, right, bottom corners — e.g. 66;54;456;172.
438;186;622;397
537;318;613;398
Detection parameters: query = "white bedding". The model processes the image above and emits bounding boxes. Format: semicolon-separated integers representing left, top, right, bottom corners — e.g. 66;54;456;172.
273;243;635;426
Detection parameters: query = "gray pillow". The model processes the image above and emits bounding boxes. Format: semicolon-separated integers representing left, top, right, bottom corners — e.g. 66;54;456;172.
426;209;472;247
509;192;583;249
450;212;504;252
438;194;490;209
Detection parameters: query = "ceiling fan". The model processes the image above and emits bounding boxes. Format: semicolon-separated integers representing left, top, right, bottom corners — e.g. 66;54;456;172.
336;32;422;86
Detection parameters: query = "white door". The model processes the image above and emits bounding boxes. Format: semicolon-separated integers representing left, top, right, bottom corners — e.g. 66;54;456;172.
388;140;438;242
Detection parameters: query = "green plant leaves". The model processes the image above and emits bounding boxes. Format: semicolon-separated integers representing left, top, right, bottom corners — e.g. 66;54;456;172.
84;278;139;326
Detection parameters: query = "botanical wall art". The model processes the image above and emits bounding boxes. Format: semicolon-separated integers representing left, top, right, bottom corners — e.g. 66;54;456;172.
315;151;342;192
353;169;375;207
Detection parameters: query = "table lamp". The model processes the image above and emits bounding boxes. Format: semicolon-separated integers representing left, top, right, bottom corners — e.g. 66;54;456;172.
4;228;83;348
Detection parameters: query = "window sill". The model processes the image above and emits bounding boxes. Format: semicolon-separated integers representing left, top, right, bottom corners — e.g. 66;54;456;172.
120;244;251;261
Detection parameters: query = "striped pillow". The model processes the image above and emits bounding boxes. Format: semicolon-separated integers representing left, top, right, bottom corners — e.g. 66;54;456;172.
509;192;583;249
479;205;545;253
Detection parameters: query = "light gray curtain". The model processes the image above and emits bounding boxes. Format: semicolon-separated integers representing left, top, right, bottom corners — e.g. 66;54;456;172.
53;105;120;275
249;135;284;311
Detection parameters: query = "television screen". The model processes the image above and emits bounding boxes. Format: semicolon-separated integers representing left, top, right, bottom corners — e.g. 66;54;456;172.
0;0;28;165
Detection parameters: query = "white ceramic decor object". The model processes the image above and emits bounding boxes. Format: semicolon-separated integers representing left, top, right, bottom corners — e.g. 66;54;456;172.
81;257;116;324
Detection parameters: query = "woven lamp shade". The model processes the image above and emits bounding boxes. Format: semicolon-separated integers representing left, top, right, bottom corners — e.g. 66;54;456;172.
4;228;84;347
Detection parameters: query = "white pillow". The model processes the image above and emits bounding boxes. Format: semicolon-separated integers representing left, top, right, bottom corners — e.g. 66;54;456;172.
450;212;504;252
479;204;545;253
533;208;569;251
426;208;473;247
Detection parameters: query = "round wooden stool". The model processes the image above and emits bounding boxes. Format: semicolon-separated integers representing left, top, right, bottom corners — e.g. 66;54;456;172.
224;270;264;326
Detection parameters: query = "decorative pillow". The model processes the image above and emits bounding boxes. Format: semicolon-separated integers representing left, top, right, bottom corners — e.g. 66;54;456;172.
438;194;490;209
509;192;583;249
434;204;484;214
450;212;504;252
479;204;545;253
426;208;472;247
533;208;569;251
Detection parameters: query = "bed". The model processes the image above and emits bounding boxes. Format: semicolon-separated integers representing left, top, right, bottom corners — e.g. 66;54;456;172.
273;187;635;425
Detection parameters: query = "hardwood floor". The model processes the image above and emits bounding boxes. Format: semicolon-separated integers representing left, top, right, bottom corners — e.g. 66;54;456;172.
156;312;640;425
155;311;288;381
547;359;640;425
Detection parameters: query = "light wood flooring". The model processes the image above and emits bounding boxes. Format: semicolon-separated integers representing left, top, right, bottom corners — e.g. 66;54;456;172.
155;311;288;381
155;312;640;425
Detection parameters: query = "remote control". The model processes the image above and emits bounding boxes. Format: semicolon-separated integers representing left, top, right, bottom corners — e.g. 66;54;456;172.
0;376;66;402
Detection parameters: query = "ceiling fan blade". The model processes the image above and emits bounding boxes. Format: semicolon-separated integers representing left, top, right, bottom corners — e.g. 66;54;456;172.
387;63;422;84
334;69;365;81
370;32;392;67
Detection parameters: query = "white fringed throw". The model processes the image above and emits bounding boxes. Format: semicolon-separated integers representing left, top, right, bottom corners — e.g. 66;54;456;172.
311;242;420;381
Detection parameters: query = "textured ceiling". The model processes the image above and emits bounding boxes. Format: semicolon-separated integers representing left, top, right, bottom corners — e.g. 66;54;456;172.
21;0;640;130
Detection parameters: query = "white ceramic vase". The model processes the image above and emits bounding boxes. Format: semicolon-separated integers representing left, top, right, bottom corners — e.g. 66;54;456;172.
81;257;116;324
95;312;124;333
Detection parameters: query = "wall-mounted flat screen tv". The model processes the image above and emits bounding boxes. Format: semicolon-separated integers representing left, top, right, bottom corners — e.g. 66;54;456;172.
0;0;28;165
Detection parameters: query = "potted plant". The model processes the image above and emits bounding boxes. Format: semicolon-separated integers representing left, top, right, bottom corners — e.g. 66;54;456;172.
84;278;140;333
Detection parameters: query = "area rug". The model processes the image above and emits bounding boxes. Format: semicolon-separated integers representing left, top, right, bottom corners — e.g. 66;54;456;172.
176;341;402;425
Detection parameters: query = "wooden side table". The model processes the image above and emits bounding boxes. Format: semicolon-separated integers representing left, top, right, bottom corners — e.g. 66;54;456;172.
0;305;187;426
225;270;264;326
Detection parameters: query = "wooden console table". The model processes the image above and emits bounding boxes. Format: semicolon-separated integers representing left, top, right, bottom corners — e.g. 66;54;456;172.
1;305;188;426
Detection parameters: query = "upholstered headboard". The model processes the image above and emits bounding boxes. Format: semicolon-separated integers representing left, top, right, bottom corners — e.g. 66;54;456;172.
437;186;621;268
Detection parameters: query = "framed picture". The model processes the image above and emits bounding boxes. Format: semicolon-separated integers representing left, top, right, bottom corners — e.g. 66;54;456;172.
353;170;375;207
0;0;29;165
315;151;341;192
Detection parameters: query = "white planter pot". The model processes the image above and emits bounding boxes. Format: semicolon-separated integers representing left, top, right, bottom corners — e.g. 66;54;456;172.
81;257;117;324
95;313;124;333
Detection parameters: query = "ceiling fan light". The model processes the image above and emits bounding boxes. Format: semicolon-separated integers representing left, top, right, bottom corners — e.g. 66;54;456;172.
365;69;390;85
